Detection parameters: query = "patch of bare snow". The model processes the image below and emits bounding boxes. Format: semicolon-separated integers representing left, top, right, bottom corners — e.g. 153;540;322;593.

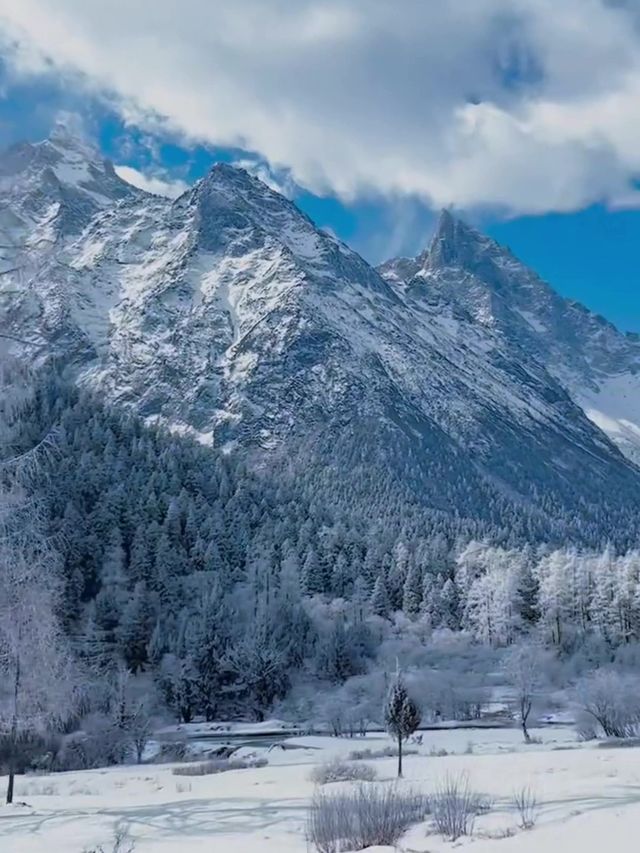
578;372;640;463
4;726;640;853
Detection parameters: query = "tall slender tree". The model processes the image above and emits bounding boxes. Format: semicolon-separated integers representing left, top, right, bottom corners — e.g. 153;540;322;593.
0;353;76;803
384;671;421;777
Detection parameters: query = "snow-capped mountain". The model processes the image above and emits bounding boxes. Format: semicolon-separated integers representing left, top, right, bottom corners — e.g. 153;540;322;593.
0;123;139;241
3;130;640;545
380;211;640;465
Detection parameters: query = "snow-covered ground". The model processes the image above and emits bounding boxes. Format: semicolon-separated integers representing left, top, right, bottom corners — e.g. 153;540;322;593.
2;725;639;852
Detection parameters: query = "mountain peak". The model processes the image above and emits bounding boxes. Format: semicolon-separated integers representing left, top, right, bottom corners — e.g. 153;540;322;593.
427;209;487;268
210;161;246;176
202;161;261;191
0;129;139;238
432;207;456;236
46;122;101;162
195;161;276;210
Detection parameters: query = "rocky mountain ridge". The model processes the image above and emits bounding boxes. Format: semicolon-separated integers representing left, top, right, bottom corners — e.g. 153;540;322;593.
3;130;640;546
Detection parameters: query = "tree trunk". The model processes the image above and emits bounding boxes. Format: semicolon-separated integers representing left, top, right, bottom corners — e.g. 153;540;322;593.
521;698;532;744
6;767;14;805
7;655;20;804
397;733;403;778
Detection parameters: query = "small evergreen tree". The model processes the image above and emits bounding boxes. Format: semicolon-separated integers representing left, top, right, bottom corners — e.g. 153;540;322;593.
402;563;422;618
384;672;421;777
439;578;460;629
370;575;390;618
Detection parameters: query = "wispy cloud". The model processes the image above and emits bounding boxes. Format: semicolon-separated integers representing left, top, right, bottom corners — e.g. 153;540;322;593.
114;164;189;198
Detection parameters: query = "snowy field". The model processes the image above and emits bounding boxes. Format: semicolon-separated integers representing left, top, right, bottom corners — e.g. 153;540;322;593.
2;725;640;852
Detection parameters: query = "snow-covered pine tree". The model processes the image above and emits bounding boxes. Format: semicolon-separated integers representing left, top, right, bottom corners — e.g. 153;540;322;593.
387;542;410;611
402;562;422;618
370;574;391;618
384;672;421;777
439;578;460;629
302;546;324;595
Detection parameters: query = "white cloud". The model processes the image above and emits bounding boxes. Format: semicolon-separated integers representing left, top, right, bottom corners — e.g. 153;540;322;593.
114;164;189;198
2;0;640;213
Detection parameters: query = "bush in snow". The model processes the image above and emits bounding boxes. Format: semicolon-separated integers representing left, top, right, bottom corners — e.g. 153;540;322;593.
151;741;189;764
512;785;539;829
574;713;598;742
597;736;640;749
306;782;427;853
171;756;267;776
429;774;491;840
576;669;640;738
83;823;135;853
54;713;132;771
347;744;418;761
309;758;377;785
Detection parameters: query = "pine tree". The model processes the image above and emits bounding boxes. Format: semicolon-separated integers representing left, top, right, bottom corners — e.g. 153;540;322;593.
439;578;459;629
370;574;391;618
384;673;421;777
118;581;156;671
387;542;410;610
402;562;422;618
129;524;152;584
421;571;438;626
331;550;351;598
147;621;166;667
302;547;324;595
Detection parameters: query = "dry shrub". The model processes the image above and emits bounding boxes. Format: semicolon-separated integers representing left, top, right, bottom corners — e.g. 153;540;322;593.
347;745;418;761
307;782;427;853
310;758;377;785
512;785;538;829
429;773;491;840
171;755;267;776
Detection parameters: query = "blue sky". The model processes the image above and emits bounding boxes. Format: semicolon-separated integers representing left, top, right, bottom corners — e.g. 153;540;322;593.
0;1;639;331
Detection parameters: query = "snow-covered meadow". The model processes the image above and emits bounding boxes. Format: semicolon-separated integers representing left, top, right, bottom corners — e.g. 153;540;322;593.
1;724;639;853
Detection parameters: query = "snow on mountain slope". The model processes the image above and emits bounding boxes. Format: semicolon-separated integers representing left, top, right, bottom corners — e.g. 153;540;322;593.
576;375;640;465
3;131;640;544
381;210;640;464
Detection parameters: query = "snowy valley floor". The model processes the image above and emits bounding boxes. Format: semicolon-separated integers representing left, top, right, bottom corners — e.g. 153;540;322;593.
1;726;639;852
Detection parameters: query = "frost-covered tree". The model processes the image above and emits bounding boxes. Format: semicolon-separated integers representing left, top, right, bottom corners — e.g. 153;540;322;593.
0;355;76;802
535;550;574;645
503;643;548;743
189;582;232;721
158;653;199;723
370;575;391;619
109;664;153;763
384;672;421;777
402;562;422;619
577;669;640;739
387;542;410;611
302;547;324;595
439;578;460;630
227;615;289;721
